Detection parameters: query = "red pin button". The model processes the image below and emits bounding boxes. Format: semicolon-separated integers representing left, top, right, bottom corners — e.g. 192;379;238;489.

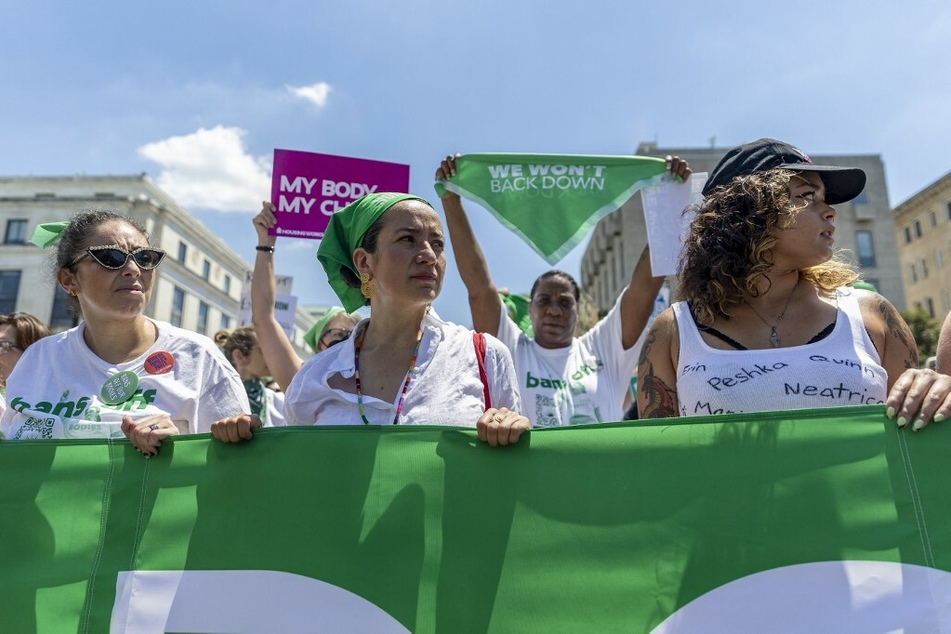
144;351;175;375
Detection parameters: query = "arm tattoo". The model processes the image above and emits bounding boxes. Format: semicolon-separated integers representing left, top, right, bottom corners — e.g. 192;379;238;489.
639;361;679;418
638;326;679;418
878;299;918;369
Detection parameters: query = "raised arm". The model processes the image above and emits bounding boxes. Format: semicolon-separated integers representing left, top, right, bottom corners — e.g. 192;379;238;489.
618;156;691;349
251;202;303;390
436;154;504;336
636;308;681;418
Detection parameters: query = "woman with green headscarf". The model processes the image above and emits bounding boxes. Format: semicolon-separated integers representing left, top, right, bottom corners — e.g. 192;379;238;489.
211;193;529;446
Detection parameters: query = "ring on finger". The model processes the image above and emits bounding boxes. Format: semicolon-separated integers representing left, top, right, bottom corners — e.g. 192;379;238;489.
149;423;160;430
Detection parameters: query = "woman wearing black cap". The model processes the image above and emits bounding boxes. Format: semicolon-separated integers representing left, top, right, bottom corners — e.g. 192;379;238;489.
638;138;951;428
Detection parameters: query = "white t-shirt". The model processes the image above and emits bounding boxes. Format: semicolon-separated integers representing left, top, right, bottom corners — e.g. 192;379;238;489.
0;319;250;440
496;296;643;427
672;287;888;416
284;310;521;427
262;388;286;427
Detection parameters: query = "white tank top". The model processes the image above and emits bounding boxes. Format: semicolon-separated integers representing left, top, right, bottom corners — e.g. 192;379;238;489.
672;287;887;417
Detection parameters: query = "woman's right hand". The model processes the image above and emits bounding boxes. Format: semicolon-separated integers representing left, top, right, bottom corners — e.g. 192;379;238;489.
210;414;263;443
477;407;530;447
254;201;278;247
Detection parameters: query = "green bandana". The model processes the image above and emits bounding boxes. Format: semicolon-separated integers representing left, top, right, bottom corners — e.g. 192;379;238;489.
303;306;345;352
243;379;266;419
317;192;431;312
435;153;670;263
501;292;533;337
30;221;70;248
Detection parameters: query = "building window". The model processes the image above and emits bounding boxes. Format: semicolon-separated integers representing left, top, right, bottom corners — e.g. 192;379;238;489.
177;241;187;263
171;286;185;327
914;220;922;238
855;230;875;267
943;290;951;312
909;263;917;284
197;301;209;335
852;191;867;205
930;210;938;228
223;274;232;295
0;270;21;313
947;202;951;221
4;219;28;244
220;314;231;331
904;226;913;244
201;259;211;281
936;249;944;270
921;257;929;278
926;298;935;318
49;286;79;331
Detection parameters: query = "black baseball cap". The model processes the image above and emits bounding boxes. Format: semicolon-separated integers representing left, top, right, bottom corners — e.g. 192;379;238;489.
702;138;867;205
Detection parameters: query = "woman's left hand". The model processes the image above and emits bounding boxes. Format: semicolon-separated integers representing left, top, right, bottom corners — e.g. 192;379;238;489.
477;407;530;447
885;368;951;431
121;414;180;457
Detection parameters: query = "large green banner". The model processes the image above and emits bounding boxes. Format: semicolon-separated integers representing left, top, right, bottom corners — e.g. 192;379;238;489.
2;405;950;632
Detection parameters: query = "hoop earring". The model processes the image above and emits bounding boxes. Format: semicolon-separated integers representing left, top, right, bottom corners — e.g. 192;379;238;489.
360;272;375;299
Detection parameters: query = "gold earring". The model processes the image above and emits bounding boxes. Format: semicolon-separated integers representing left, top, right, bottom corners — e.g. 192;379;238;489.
360;272;375;299
68;289;77;297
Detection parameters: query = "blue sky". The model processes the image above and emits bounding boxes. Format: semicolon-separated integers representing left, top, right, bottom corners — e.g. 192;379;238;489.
2;1;949;326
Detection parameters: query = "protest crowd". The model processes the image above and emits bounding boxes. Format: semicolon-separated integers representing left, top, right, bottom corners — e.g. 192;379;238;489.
2;138;949;443
3;139;951;630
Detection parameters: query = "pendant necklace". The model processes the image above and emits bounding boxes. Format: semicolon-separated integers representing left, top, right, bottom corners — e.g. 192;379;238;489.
354;319;425;425
743;277;801;348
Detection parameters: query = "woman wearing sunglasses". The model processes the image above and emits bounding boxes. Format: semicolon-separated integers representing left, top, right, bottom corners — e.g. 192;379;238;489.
0;312;51;416
211;193;529;446
246;202;362;393
0;210;250;456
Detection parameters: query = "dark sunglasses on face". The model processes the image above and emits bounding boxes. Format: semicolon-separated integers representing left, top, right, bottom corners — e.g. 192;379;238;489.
69;245;167;270
320;327;352;348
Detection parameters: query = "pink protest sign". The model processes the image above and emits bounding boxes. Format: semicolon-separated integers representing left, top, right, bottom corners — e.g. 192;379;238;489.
269;149;411;240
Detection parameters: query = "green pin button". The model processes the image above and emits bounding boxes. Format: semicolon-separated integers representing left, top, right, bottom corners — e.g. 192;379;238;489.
100;370;139;405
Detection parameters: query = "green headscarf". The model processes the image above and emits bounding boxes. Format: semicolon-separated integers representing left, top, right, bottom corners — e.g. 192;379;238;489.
303;306;345;352
30;221;70;248
317;192;431;312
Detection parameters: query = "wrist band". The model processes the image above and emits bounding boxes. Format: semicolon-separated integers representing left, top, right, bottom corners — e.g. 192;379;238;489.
256;245;275;253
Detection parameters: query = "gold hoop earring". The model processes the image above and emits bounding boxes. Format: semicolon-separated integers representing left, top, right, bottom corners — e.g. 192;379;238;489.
360;272;375;299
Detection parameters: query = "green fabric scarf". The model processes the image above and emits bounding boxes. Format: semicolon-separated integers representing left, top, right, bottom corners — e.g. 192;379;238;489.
435;153;671;263
303;306;345;352
317;193;431;312
243;379;266;419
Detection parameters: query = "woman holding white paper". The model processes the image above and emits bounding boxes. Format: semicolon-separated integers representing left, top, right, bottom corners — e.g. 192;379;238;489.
637;138;951;428
436;154;691;427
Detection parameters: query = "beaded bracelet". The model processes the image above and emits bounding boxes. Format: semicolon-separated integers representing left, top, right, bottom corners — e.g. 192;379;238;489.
255;245;275;253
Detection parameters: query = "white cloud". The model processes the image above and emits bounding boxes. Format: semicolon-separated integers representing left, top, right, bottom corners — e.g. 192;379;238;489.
137;126;271;213
286;82;332;108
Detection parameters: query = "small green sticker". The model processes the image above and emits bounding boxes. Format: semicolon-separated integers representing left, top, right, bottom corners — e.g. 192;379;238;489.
100;370;139;405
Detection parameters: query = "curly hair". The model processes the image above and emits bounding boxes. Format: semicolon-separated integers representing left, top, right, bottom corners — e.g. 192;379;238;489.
680;169;858;326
